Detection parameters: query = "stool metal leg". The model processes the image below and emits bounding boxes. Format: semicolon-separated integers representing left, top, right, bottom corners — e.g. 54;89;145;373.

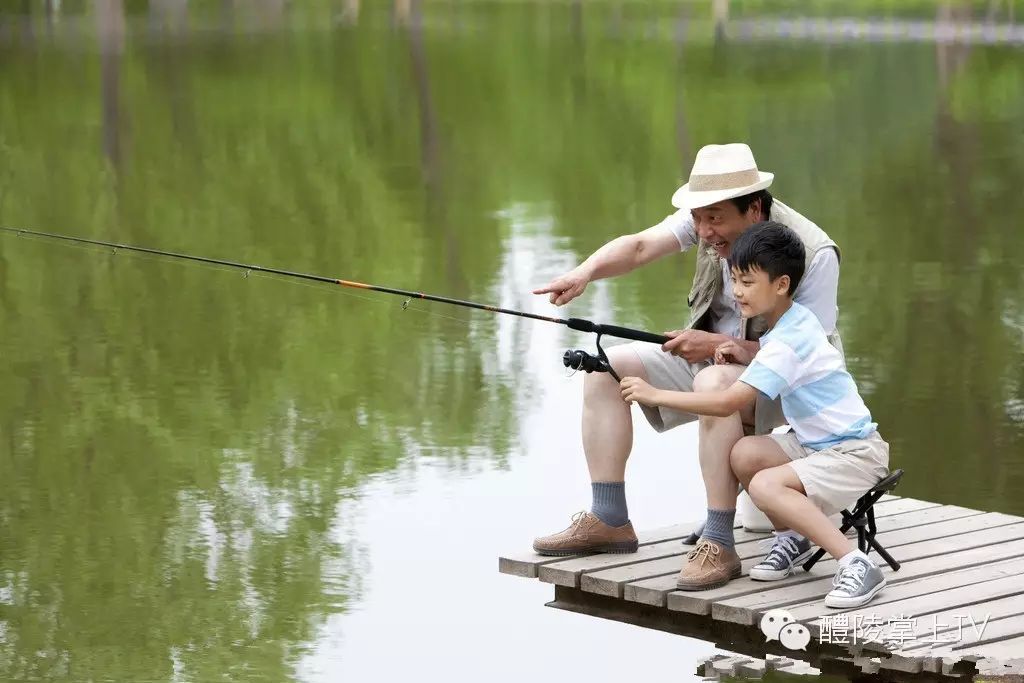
803;477;904;573
802;546;827;571
867;533;901;571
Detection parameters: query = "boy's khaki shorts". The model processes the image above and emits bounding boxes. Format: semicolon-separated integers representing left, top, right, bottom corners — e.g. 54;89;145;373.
627;342;785;435
770;430;891;516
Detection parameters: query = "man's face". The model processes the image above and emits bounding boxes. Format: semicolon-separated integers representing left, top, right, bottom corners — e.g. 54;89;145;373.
690;199;762;258
729;265;790;319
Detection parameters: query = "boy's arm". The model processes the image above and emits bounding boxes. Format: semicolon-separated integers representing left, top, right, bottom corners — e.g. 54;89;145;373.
620;377;760;417
657;382;760;417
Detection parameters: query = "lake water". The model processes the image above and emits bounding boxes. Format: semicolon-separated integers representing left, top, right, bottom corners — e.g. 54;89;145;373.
1;1;1022;681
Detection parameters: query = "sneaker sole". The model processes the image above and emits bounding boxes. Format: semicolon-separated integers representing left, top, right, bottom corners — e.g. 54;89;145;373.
676;564;743;591
824;577;887;609
749;548;815;582
532;540;639;557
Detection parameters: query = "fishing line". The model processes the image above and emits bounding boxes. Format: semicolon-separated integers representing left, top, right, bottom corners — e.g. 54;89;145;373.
4;228;478;330
1;227;673;380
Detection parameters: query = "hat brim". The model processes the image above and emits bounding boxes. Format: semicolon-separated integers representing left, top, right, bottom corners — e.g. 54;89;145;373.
671;172;774;210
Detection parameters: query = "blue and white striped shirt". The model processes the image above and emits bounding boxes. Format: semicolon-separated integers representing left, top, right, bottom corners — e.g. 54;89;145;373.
739;302;877;450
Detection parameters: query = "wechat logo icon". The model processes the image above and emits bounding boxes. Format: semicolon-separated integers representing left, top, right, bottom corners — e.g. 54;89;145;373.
760;609;811;651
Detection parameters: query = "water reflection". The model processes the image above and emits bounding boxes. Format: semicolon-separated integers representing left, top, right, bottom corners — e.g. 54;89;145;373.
0;1;1023;681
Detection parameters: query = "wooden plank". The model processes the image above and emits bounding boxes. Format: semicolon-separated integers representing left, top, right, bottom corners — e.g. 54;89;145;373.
710;505;992;618
858;503;984;531
498;520;707;578
540;526;770;589
783;555;1024;625
499;496;928;579
813;593;1024;663
950;614;1024;652
884;614;1024;671
585;554;757;599
881;596;1024;672
624;503;983;608
860;497;942;516
801;572;1024;641
579;504;947;597
713;513;1023;625
667;521;1024;616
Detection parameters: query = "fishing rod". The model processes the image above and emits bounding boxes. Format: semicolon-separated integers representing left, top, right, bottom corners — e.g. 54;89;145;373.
1;227;672;381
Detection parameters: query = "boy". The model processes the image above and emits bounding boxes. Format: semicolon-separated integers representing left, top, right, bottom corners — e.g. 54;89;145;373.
619;221;890;608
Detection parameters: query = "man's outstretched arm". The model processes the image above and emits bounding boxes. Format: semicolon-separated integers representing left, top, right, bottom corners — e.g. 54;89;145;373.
532;224;683;306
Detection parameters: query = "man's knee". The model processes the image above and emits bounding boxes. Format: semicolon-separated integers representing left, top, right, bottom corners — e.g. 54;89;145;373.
731;436;785;477
694;365;751;423
693;364;742;394
583;345;646;399
730;437;763;477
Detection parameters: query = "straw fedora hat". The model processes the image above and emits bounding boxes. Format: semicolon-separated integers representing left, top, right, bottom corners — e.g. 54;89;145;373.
671;143;774;210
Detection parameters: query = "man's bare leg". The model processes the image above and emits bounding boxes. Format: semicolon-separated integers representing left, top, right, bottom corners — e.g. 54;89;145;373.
581;345;647;482
675;364;753;590
581;347;649;528
693;364;752;508
533;345;649;554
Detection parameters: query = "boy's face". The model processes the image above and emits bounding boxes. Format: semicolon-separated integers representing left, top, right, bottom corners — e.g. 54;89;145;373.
730;265;791;318
690;200;762;258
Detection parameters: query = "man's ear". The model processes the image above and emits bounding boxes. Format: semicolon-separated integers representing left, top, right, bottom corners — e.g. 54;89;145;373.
746;199;762;222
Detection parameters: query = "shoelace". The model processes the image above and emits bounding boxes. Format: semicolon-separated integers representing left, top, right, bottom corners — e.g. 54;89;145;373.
568;510;590;531
773;535;801;560
757;535;801;566
833;561;869;593
687;539;721;568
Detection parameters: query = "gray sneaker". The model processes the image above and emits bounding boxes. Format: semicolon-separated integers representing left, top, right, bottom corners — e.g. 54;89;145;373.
749;534;814;581
825;556;887;608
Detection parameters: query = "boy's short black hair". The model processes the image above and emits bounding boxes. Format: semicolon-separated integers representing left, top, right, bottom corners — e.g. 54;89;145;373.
727;220;805;296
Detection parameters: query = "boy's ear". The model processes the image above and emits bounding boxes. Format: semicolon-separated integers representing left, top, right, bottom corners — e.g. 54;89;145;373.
774;274;791;295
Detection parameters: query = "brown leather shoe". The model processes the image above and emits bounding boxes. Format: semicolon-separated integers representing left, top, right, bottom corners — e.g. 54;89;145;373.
532;511;638;556
675;538;742;590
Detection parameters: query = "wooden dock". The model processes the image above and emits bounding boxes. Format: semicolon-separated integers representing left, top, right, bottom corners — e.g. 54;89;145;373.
499;496;1024;680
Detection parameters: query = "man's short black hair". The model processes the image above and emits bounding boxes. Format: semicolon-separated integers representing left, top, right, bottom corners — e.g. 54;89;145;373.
728;189;773;219
727;220;805;296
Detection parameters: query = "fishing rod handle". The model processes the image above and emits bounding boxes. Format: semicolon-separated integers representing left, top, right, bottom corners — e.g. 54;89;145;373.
565;318;670;345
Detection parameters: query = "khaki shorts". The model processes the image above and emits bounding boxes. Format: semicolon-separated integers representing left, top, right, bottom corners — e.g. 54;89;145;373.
770;429;891;516
626;341;785;435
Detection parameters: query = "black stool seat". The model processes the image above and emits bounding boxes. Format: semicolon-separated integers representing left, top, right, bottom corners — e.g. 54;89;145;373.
803;468;905;572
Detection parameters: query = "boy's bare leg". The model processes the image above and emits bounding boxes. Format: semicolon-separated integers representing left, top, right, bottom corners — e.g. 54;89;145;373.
730;435;796;530
747;464;853;559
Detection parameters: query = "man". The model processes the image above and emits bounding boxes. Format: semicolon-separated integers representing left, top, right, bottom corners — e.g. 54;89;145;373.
530;143;843;590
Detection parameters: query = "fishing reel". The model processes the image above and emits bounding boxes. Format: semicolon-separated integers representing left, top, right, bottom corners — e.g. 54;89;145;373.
562;334;621;382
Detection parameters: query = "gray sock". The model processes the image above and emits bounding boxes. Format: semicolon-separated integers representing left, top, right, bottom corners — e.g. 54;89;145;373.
703;508;736;548
591;482;629;527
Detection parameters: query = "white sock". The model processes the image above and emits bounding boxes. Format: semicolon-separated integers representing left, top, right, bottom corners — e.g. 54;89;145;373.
839;549;871;567
775;529;805;542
